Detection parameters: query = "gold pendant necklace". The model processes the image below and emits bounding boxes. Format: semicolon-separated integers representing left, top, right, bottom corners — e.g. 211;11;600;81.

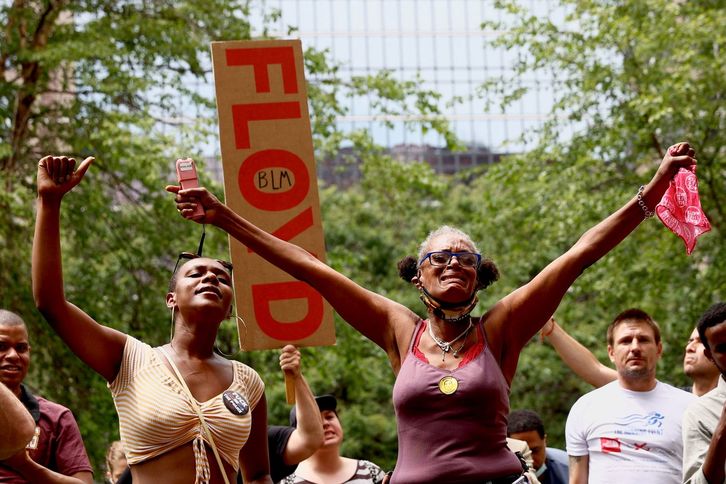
439;375;459;395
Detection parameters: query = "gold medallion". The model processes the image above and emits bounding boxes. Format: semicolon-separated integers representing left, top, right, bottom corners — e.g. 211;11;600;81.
438;376;459;395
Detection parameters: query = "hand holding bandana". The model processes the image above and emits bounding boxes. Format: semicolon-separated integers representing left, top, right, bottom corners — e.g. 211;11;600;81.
655;145;711;255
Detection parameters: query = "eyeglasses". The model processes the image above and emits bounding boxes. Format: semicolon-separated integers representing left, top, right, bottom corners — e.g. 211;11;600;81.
172;225;233;276
419;251;481;268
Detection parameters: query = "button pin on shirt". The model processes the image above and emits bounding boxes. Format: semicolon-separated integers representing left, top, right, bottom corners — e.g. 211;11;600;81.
223;391;249;415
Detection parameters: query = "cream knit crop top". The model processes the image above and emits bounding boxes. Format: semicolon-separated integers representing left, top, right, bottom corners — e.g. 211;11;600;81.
108;336;264;483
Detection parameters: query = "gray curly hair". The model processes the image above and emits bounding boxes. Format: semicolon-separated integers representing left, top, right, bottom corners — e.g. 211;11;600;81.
416;225;480;265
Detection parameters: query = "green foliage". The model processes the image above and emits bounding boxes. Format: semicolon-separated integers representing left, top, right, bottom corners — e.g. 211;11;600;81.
482;0;725;225
1;1;454;477
2;0;724;479
479;0;725;448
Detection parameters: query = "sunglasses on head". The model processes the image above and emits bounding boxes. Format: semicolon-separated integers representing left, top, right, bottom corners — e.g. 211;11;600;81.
172;225;233;276
419;250;481;268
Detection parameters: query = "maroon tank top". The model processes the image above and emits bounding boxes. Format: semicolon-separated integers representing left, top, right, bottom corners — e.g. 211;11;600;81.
391;319;522;483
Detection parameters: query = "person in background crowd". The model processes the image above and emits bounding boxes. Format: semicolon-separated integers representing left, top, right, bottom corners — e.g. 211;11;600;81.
169;143;697;484
541;316;719;396
32;155;271;484
0;309;93;483
505;437;542;484
508;409;568;484
566;309;694;484
281;395;385;484
237;345;323;483
682;302;726;484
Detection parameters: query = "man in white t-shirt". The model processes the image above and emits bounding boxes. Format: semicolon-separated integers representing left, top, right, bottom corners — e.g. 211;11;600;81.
565;308;695;484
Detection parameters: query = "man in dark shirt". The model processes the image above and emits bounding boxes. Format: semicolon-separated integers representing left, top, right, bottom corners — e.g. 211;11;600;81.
508;409;568;484
0;309;93;484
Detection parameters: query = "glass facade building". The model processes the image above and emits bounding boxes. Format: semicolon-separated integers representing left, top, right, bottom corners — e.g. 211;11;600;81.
201;0;563;181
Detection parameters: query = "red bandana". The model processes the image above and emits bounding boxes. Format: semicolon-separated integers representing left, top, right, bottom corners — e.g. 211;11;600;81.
655;162;711;255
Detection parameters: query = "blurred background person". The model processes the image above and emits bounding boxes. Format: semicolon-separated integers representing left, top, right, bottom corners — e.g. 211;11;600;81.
508;409;568;484
682;302;726;484
105;440;128;483
0;309;93;483
237;345;323;483
281;395;386;483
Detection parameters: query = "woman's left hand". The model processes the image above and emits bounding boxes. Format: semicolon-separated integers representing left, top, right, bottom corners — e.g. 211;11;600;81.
165;185;224;224
653;142;697;182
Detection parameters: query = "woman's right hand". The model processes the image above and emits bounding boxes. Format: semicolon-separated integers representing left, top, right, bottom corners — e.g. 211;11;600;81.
279;344;302;377
37;155;94;200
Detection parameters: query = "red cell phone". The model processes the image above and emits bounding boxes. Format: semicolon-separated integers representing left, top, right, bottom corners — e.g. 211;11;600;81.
175;158;205;218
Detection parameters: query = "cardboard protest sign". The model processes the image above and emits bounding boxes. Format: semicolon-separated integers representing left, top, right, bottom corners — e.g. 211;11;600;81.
212;39;335;350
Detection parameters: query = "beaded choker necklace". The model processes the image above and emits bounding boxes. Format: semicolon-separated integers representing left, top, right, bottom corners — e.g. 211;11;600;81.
427;319;473;362
419;287;479;323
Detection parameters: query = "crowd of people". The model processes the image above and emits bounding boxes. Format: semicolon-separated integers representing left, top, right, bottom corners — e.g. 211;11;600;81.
0;144;723;484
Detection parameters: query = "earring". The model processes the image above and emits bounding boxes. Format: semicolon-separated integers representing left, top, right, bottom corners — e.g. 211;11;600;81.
213;315;246;359
169;306;175;342
236;315;248;352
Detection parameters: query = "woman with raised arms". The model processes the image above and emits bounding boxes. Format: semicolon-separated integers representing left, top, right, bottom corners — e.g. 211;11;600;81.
33;155;272;484
168;143;695;484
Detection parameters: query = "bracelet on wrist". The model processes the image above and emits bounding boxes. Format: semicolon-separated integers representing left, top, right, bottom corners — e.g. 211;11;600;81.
637;185;655;218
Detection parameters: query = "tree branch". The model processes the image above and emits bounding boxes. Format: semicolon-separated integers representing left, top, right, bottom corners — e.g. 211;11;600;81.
4;0;68;172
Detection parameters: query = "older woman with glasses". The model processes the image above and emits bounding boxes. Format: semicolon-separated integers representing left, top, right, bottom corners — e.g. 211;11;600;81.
168;142;696;484
32;156;272;484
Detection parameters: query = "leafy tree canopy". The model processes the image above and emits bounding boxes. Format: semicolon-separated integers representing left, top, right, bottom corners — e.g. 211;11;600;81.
1;0;723;477
479;0;724;446
1;0;452;473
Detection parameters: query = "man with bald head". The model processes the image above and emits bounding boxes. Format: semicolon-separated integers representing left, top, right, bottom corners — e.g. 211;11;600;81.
0;309;93;483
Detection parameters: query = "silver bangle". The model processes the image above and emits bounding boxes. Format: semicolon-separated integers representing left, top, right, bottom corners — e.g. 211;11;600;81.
637;185;654;218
